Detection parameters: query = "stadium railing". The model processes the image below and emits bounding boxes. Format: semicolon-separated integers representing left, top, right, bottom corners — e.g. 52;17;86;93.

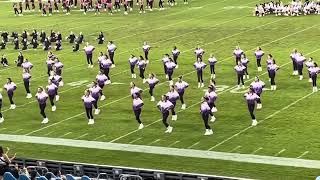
9;158;251;180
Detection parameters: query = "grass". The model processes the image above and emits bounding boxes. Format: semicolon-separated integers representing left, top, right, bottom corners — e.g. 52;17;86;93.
1;0;320;179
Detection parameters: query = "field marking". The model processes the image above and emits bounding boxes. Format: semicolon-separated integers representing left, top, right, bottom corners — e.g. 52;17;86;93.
2;134;320;169
168;141;180;147
229;146;242;153
187;142;200;149
297;151;309;159
129;137;142;144
251;147;263;155
44;131;54;136
93;134;106;141
74;133;88;140
147;139;161;146
12;129;23;133
58;132;72;138
274;149;286;157
208;91;315;151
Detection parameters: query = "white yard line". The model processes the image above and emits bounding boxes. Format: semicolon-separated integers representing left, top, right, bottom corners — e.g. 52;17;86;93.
12;129;23;133
187;141;200;149
58;132;72;138
297;151;309;159
168;141;180;147
129;137;142;144
274;149;286;157
1;134;320;169
93;134;106;141
229;146;242;153
44;131;54;136
74;133;88;140
147;139;161;146
251;147;263;155
208;91;315;151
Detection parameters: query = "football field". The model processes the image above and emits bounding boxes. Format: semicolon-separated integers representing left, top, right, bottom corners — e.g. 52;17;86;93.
1;0;320;179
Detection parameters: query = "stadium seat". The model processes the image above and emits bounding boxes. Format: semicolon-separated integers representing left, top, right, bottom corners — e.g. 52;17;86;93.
36;176;48;180
18;174;30;180
3;172;17;180
44;172;56;180
80;176;90;180
66;174;81;180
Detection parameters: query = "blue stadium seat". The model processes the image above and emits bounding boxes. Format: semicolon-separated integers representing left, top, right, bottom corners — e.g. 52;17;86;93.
18;174;30;180
44;172;56;180
3;172;17;180
36;176;48;180
66;174;76;180
80;176;90;180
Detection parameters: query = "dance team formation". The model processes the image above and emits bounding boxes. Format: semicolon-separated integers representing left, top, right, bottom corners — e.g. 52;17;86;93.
254;0;320;17
12;0;189;16
0;29;319;136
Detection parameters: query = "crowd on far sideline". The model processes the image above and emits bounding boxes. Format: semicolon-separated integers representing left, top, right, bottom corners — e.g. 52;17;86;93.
12;0;190;16
254;0;320;17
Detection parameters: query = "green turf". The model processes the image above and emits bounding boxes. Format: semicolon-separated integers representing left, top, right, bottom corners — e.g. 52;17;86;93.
1;0;320;179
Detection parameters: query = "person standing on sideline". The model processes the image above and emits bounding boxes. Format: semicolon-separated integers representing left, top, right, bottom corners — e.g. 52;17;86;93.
157;95;174;133
146;73;159;101
35;87;49;124
82;89;95;125
83;42;95;68
175;76;189;110
234;61;245;89
208;54;217;79
200;96;214;135
172;46;180;68
4;78;17;110
254;47;264;72
250;76;265;109
244;87;260;126
107;41;117;67
194;57;206;88
132;93;144;130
